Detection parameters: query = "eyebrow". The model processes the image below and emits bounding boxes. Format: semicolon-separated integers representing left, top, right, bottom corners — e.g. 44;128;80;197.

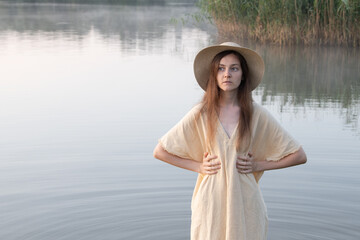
219;63;240;67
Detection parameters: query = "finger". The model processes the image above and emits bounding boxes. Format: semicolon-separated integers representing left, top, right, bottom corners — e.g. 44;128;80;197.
204;164;221;170
236;161;252;170
206;170;218;175
205;164;221;171
205;155;218;162
204;166;220;174
237;156;249;161
237;165;252;172
204;152;209;158
203;162;221;169
237;165;251;171
236;159;250;166
238;169;252;174
204;158;221;165
205;170;220;175
248;152;253;158
205;159;221;170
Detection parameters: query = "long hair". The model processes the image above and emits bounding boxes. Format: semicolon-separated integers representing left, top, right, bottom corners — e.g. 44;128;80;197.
199;50;253;151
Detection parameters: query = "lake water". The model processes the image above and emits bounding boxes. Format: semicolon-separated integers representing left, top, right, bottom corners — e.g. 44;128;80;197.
0;1;359;240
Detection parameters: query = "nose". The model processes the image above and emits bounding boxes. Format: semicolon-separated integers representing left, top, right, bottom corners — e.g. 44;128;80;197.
224;69;231;78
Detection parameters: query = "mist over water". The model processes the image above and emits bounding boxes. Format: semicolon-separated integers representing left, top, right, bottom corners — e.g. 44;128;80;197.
0;1;359;240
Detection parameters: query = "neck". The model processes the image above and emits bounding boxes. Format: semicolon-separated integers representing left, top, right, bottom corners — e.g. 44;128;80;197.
219;90;238;107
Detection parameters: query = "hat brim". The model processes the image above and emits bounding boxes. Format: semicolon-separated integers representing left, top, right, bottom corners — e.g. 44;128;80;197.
193;44;265;91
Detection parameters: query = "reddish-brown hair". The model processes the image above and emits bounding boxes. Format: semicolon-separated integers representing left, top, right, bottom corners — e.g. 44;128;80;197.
199;50;253;151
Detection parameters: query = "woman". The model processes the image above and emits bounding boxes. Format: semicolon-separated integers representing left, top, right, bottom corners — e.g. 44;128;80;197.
153;42;307;240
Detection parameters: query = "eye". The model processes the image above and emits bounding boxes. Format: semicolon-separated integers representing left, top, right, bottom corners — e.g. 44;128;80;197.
218;66;225;71
231;67;239;71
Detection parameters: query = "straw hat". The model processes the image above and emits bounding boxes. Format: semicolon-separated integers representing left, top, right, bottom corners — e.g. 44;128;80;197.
193;42;265;91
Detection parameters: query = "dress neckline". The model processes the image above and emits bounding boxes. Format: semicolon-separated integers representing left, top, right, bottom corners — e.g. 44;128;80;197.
216;115;239;140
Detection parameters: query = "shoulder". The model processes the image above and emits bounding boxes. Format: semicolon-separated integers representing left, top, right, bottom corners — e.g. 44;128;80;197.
252;101;269;117
251;101;278;125
184;102;204;118
190;102;204;114
177;102;204;124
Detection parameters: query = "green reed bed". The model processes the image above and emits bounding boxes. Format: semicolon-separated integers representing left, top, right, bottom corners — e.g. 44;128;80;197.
199;0;360;46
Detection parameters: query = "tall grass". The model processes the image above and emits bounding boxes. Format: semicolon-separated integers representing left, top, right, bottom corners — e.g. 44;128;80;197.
199;0;360;46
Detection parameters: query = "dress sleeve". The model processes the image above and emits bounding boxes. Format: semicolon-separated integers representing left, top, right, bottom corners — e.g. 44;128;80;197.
158;105;205;162
252;104;301;162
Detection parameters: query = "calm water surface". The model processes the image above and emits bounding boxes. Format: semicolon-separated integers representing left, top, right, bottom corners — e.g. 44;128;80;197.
0;1;359;240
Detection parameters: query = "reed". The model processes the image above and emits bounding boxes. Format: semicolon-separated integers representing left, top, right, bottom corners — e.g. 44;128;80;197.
199;0;360;46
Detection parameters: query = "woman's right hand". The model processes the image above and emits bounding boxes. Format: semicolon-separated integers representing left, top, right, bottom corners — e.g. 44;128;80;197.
199;152;221;175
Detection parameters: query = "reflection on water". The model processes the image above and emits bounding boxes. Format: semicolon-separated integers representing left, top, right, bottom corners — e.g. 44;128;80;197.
257;45;360;134
0;1;359;240
260;46;360;104
0;0;205;55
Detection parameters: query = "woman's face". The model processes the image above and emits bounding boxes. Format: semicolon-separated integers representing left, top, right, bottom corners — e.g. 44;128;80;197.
216;53;242;93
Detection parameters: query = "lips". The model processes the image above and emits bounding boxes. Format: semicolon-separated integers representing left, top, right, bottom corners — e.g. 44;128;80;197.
223;81;232;84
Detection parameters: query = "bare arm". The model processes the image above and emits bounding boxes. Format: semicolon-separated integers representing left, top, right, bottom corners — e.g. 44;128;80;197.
237;147;307;173
153;143;221;175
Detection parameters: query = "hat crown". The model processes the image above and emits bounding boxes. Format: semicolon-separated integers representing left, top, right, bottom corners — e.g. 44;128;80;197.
220;42;241;47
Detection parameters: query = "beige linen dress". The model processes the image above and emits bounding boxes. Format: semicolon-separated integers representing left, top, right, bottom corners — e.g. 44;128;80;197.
159;102;301;240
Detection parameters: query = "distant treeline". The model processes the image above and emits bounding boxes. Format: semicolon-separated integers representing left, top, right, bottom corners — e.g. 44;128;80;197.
1;0;196;4
199;0;360;46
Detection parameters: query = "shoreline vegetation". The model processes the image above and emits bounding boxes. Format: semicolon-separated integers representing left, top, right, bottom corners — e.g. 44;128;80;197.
198;0;360;46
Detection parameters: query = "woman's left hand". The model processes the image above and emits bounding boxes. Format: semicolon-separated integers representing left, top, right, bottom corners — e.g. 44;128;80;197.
236;153;258;174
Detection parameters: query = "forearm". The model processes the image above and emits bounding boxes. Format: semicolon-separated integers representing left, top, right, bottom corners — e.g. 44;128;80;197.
153;143;201;173
257;147;307;172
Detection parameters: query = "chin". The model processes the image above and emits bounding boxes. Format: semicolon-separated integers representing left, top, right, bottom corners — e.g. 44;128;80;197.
220;87;237;92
